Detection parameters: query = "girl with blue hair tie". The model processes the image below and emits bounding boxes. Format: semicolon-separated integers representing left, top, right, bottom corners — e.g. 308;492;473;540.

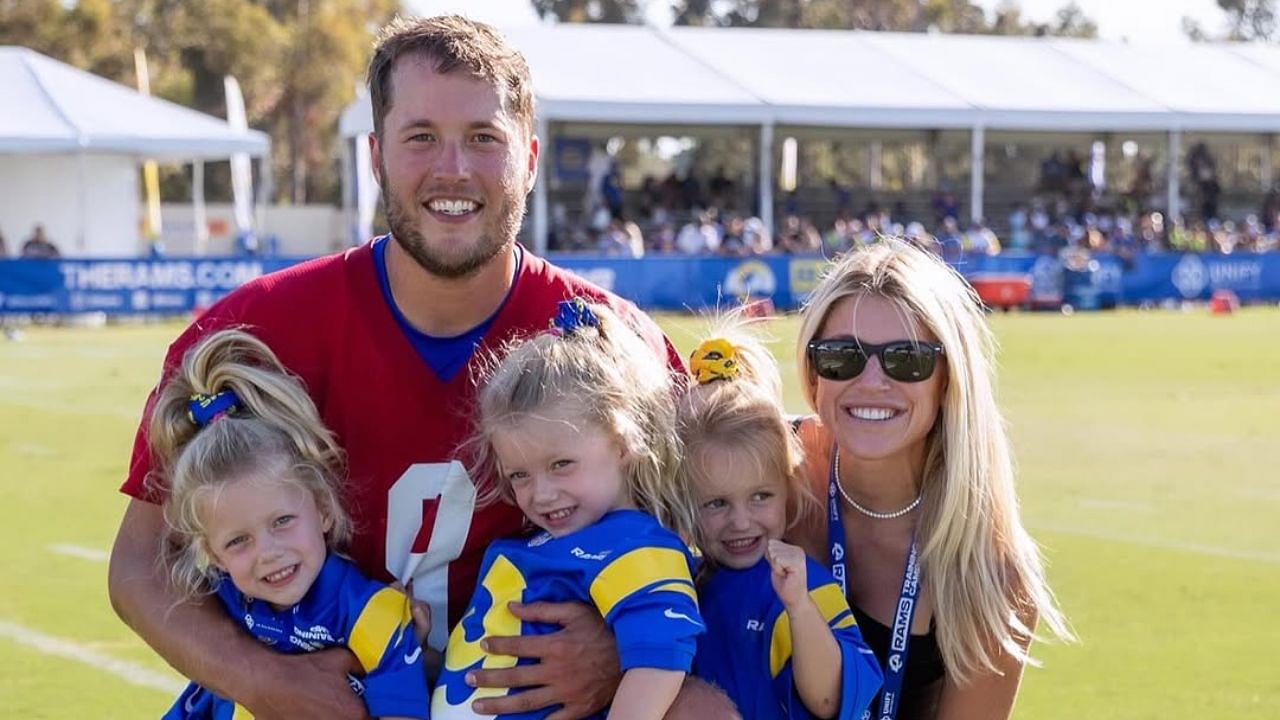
432;298;703;720
147;328;430;720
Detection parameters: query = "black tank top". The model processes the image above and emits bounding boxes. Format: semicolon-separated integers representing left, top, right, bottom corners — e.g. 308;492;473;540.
850;603;946;720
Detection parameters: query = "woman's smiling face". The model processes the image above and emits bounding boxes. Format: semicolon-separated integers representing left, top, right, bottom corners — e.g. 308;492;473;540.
811;293;946;465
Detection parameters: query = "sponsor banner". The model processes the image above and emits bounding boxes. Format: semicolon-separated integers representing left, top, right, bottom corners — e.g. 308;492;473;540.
553;254;805;310
0;258;304;314
5;252;1280;315
1127;253;1274;301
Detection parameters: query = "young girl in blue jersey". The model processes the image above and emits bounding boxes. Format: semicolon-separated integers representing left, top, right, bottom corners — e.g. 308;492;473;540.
147;329;430;720
677;316;882;720
432;298;702;720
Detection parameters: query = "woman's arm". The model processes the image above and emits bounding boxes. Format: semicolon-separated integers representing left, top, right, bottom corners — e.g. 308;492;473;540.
607;668;685;720
768;540;843;719
936;609;1037;720
935;653;1025;720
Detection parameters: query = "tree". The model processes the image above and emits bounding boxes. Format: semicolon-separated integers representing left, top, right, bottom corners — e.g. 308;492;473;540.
672;0;919;29
1184;0;1277;42
921;0;989;34
666;0;1097;36
531;0;643;23
1047;2;1097;39
1218;0;1276;40
0;0;398;204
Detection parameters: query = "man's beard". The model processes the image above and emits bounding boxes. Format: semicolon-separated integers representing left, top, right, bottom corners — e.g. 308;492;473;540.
381;167;526;280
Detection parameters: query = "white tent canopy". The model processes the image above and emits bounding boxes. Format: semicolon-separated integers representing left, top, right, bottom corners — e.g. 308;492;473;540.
0;47;270;159
339;24;767;133
340;25;1280;136
338;24;1280;248
0;47;270;256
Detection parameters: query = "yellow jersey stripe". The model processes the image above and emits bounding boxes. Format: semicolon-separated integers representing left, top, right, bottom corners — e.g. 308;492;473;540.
648;580;698;604
811;582;856;625
769;609;793;678
349;586;412;673
589;547;693;618
770;582;857;677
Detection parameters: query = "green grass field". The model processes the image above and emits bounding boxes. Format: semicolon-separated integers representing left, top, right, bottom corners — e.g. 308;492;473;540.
2;309;1278;718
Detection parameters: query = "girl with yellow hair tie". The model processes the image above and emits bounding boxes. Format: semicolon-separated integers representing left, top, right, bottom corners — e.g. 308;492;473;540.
679;314;882;719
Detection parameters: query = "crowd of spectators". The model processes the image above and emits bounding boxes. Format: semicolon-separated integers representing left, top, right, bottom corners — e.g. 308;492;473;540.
1006;196;1280;261
546;147;1280;261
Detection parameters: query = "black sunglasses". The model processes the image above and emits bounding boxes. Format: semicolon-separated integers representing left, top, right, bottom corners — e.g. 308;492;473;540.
807;337;945;383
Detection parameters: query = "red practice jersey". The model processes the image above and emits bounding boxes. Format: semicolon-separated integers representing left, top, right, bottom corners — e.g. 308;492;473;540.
121;242;684;648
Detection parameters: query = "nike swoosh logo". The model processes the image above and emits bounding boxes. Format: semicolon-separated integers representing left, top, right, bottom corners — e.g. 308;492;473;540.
663;608;702;626
404;645;422;664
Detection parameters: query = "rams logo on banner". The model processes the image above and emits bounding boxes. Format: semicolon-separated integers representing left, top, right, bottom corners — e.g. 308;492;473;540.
724;260;777;299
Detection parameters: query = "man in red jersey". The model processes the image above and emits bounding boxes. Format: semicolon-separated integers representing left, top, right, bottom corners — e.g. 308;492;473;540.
109;16;735;720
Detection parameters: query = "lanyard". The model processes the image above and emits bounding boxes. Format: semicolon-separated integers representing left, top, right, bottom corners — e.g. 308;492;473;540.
827;450;921;720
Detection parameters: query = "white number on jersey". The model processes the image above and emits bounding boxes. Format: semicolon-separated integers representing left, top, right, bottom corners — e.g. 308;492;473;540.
385;461;477;650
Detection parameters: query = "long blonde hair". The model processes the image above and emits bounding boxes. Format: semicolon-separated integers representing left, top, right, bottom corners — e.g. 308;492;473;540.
797;239;1072;683
677;310;819;555
469;300;695;540
147;329;350;601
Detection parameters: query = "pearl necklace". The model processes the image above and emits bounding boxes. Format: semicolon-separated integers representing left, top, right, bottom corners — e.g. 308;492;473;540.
834;448;923;520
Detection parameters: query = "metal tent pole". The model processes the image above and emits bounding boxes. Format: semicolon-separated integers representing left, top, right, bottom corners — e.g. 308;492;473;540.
759;121;775;241
969;125;986;224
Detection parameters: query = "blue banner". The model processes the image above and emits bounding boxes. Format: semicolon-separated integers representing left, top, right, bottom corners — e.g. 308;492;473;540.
553;137;592;183
3;252;1279;315
550;254;830;311
0;257;304;314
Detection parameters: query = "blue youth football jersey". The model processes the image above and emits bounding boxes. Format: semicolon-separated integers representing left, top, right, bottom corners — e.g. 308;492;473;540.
431;510;702;720
695;556;883;720
162;554;429;719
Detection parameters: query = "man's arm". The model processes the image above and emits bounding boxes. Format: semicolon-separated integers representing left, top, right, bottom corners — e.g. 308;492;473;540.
108;499;369;720
463;601;621;720
463;602;740;720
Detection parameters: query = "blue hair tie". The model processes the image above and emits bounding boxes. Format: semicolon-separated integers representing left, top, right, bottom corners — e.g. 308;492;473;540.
187;389;241;428
550;298;599;336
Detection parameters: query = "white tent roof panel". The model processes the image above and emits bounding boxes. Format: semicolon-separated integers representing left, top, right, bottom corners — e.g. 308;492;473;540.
505;25;766;124
0;52;79;150
1052;39;1280;130
870;34;1164;113
1228;43;1280;77
0;47;270;159
339;25;1280;137
663;27;972;128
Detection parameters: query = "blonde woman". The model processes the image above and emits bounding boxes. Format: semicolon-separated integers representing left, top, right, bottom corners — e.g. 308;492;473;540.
789;240;1071;720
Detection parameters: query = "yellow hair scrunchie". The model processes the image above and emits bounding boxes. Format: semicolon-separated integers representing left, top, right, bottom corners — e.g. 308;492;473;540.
690;338;740;384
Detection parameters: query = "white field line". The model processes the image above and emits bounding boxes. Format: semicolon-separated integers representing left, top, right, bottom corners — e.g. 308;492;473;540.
48;543;110;562
1030;522;1280;566
0;619;184;694
1075;497;1155;513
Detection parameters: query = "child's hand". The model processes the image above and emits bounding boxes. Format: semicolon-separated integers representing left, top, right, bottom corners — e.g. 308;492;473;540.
401;581;444;685
765;539;809;610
